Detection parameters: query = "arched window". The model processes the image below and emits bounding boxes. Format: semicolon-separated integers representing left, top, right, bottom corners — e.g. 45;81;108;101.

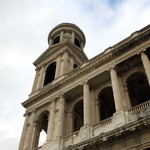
98;87;116;121
43;62;56;86
53;36;60;44
74;38;80;47
73;100;83;132
33;110;49;149
126;72;150;107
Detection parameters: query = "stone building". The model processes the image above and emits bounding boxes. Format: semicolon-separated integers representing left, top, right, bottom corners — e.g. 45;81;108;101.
19;23;150;150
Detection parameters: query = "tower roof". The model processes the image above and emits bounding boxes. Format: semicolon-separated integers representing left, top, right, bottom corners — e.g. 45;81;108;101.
48;23;86;46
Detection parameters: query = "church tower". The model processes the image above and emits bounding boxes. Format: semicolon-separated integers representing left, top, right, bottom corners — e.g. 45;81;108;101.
19;23;150;150
18;23;88;150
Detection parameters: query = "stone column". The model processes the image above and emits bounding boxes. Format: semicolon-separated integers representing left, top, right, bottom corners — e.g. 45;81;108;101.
141;52;150;85
71;32;75;43
60;51;69;75
48;38;52;46
23;110;36;150
60;31;64;42
110;68;123;111
70;56;74;71
56;94;65;138
36;66;45;90
83;81;90;125
124;85;131;109
81;42;84;49
95;99;100;122
46;100;56;141
69;112;75;133
55;55;61;78
18;112;30;150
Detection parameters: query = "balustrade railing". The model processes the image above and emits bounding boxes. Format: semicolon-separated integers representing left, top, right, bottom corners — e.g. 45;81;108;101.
93;117;112;128
128;100;150;113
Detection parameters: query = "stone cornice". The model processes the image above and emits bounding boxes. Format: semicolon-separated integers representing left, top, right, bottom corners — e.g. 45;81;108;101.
22;25;150;108
63;116;150;150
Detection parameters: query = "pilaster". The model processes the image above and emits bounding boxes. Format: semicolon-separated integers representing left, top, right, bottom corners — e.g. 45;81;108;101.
36;66;45;90
18;112;30;150
23;110;36;150
46;100;56;141
55;94;65;138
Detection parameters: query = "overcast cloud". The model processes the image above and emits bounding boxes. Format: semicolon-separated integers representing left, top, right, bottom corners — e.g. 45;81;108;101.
0;0;150;149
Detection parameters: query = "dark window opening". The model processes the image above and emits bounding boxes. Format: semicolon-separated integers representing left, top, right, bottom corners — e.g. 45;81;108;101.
127;72;150;107
53;36;60;44
43;62;56;86
73;100;83;132
98;87;116;121
73;64;78;69
74;38;80;47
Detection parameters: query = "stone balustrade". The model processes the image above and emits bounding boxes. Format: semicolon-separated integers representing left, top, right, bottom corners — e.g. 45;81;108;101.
128;100;150;123
93;117;112;128
128;100;150;113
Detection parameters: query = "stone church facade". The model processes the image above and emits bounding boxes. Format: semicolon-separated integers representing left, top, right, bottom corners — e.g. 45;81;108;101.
19;23;150;150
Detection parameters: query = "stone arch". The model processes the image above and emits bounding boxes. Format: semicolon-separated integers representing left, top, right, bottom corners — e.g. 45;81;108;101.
126;71;150;107
95;81;112;100
72;100;83;132
53;36;60;44
122;67;144;86
32;109;49;149
98;86;116;121
74;37;80;47
43;62;56;86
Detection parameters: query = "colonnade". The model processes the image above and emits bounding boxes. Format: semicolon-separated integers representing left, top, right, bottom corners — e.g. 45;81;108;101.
19;51;150;150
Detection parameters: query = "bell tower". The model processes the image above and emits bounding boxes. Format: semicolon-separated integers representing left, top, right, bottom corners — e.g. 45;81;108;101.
31;23;87;93
18;23;88;150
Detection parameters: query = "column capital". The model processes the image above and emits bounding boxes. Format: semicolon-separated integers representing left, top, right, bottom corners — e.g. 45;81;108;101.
107;65;116;71
123;84;129;91
31;109;37;114
141;51;146;56
95;99;100;105
23;111;31;117
69;111;75;118
80;79;89;86
33;119;40;127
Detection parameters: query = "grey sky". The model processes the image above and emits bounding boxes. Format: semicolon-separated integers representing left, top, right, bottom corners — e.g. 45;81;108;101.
0;0;150;149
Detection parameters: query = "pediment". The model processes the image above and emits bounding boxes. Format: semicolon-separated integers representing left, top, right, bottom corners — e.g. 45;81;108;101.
33;42;88;66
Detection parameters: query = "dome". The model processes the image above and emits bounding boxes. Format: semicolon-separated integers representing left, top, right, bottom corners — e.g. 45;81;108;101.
47;23;86;48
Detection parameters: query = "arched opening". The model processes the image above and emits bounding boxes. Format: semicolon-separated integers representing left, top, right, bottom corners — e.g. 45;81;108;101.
33;110;49;149
43;62;56;86
53;36;60;44
74;38;80;48
126;72;150;107
98;87;116;121
73;100;83;132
